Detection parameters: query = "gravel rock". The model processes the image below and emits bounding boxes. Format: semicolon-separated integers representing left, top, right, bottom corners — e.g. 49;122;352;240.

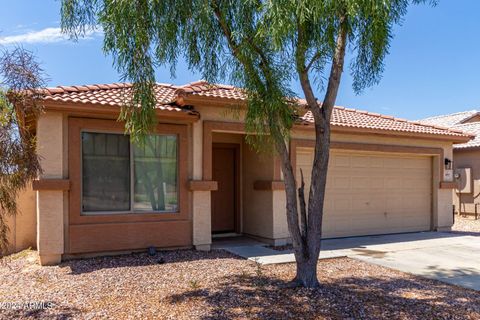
452;216;480;234
0;250;478;319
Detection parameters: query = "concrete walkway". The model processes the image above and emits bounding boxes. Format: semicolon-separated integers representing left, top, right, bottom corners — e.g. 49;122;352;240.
218;232;480;291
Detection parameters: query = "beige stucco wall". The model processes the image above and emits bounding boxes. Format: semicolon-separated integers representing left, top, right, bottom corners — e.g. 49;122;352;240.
36;112;66;265
242;141;275;239
192;191;212;250
6;112;66;261
272;190;289;240
7;174;37;253
4;186;36;255
10;186;36;252
453;148;480;216
191;119;211;249
200;104;246;123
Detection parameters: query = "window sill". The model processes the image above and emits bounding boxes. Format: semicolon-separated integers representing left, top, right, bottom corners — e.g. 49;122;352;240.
72;211;189;225
81;211;179;216
33;179;70;191
188;180;218;191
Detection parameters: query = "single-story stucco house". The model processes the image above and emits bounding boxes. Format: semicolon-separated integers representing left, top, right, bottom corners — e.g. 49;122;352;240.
5;80;473;265
420;110;480;218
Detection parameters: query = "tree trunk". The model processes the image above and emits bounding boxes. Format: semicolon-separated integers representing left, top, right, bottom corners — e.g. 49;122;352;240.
294;256;319;287
287;16;348;288
273;135;321;288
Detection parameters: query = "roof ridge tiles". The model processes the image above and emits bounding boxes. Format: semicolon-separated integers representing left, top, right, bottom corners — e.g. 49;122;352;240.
453;122;480;128
45;87;64;95
156;82;174;87
420;109;478;121
58;86;78;92
72;85;89;92
42;82;133;95
188;80;209;86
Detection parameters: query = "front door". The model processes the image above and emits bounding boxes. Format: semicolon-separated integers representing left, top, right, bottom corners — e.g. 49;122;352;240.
211;143;238;233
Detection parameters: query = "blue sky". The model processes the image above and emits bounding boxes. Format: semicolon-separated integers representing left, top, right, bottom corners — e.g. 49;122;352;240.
1;1;480;120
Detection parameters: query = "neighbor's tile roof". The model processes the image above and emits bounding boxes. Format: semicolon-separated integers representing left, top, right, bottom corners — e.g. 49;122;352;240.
418;110;480;148
36;80;472;139
449;123;480;149
418;110;479;128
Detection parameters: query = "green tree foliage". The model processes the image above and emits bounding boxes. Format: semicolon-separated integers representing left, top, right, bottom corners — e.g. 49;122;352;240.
0;47;46;255
61;0;434;286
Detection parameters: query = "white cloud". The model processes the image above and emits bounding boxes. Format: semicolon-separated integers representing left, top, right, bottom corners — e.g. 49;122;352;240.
0;27;102;45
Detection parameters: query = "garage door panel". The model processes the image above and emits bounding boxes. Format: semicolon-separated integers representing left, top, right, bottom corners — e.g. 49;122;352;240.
370;157;384;168
331;154;350;167
403;158;431;169
403;178;428;189
351;155;371;168
297;149;432;238
384;157;404;168
385;179;402;189
330;177;350;189
351;177;372;189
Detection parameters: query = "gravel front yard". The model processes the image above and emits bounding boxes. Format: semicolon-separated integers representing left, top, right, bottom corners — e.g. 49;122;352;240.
452;215;480;233
1;249;479;319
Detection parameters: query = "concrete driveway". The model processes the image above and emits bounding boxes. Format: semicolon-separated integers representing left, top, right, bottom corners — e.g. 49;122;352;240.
221;232;480;291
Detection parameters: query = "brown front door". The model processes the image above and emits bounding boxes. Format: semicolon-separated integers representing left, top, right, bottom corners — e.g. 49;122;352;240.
211;143;239;233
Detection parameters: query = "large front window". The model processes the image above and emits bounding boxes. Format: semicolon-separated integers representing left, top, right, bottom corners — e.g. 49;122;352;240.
81;132;178;214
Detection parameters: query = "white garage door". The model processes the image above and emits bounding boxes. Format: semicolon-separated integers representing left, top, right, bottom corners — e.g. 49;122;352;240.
296;148;432;238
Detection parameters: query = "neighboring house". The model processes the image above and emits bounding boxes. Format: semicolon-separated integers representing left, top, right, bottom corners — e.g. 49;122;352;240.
6;81;473;265
420;110;480;217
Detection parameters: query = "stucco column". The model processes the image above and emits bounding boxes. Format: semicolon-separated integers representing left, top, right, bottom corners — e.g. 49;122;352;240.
434;148;454;232
436;189;454;231
192;191;212;250
192;120;212;250
36;113;65;265
271;190;289;245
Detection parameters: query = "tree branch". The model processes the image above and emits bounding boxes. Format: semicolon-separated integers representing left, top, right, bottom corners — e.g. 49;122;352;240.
319;16;348;121
273;135;305;253
212;2;269;91
305;51;322;73
295;20;317;110
298;168;308;239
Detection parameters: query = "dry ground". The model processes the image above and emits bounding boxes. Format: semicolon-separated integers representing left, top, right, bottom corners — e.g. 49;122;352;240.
452;215;480;233
1;249;479;320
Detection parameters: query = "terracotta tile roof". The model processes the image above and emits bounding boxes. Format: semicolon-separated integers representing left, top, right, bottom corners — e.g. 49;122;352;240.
35;80;472;140
299;108;471;138
175;80;246;101
418;110;479;128
37;80;245;114
38;82;190;113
